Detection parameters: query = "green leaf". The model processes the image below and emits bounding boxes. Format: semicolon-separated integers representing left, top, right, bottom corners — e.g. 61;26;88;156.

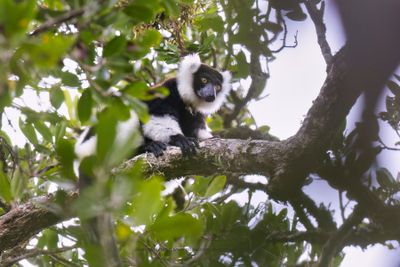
126;97;149;123
96;109;117;162
286;9;307;21
131;177;163;225
235;51;250;78
0;169;12;202
0;0;37;39
54;120;67;143
23;34;75;69
19;118;38;145
77;89;93;123
139;29;162;49
162;0;180;17
11;169;27;200
205;175;226;197
387;80;400;95
376;168;395;189
195;13;224;34
34;121;53;143
123;4;156;24
55;139;75;179
60;71;80;87
123;81;150;100
151;213;203;243
103;35;127;58
50;87;64;109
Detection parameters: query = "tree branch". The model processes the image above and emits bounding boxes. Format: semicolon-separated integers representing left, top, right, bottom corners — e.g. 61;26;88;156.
305;0;333;66
318;206;364;267
29;8;85;36
1;245;78;267
0;195;74;252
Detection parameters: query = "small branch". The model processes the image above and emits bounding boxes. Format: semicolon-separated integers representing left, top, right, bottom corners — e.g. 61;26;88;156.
290;197;315;231
318;206;364;267
30;8;85;36
378;136;400;151
1;246;78;267
304;0;333;66
226;175;267;192
270;12;298;54
298;191;336;231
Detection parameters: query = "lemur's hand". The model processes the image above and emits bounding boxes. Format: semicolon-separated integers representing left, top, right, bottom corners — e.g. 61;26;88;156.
169;134;199;156
142;140;167;157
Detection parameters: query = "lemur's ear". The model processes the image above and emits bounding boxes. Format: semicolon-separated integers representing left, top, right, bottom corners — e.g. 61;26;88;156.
179;54;201;74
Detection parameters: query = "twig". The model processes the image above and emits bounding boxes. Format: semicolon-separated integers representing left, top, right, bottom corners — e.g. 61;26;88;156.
270;12;298;53
1;246;78;267
304;0;333;66
318;206;364;267
298;191;336;231
378;136;400;151
30;8;85;36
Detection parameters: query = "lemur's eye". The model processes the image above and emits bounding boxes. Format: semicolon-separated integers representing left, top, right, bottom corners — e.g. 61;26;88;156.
201;77;208;84
215;84;221;91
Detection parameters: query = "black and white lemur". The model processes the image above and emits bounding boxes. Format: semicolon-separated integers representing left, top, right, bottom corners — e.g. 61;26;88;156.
75;54;231;160
141;54;231;156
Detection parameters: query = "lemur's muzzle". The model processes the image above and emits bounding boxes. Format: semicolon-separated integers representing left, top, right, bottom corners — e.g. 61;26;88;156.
198;83;216;102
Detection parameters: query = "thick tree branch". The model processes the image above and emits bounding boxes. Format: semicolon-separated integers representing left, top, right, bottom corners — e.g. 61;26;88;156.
0;195;74;252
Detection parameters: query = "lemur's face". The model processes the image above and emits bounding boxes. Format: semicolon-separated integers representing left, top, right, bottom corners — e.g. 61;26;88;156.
193;65;223;102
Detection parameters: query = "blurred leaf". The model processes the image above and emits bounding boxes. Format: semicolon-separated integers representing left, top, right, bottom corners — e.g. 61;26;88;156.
151;213;203;243
103;35;127;58
60;71;80;87
50;87;64;109
19;118;38;145
116;221;133;242
387;80;400;95
96;109;117;162
11;169;27;200
0;0;36;39
55;139;75;179
123;81;150;100
376;168;395;189
23;34;75;69
195;13;224;34
0;169;12;202
123;3;156;24
205;175;226;197
132;177;163;225
34;121;53;143
235;51;250;78
161;0;179;17
139;29;162;48
54;120;67;143
286;9;307;21
77;89;93;123
126;96;149;123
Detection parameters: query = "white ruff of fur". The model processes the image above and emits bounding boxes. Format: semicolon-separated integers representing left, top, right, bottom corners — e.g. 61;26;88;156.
142;115;183;143
177;54;232;115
